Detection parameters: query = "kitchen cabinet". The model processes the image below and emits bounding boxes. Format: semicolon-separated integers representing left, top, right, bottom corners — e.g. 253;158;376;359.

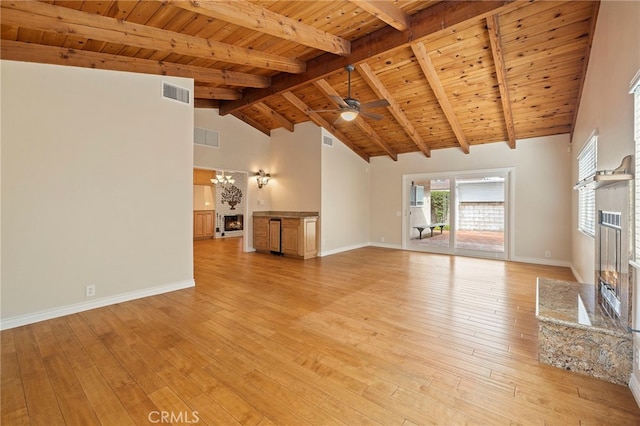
281;218;300;255
194;210;214;239
269;219;282;252
253;216;270;251
253;213;318;259
193;169;215;185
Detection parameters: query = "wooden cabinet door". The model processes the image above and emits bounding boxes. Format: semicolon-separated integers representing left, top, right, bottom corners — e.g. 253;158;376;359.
302;218;318;258
269;219;281;252
281;219;300;255
253;217;270;251
194;211;215;239
194;211;205;238
193;169;214;185
204;211;215;237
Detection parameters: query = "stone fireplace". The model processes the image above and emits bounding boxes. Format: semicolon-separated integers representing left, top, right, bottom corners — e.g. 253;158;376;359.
214;171;246;239
536;161;634;385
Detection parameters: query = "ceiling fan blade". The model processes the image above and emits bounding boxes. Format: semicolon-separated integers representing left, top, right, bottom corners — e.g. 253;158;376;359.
308;109;340;113
360;99;390;110
329;95;349;108
360;111;384;121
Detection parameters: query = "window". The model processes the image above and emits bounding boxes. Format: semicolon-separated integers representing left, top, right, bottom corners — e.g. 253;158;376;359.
631;70;640;262
577;131;597;237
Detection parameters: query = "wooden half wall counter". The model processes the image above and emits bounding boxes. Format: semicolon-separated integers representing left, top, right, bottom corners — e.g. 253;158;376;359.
253;211;318;259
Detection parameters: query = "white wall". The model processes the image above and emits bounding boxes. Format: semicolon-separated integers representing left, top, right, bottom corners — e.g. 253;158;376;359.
193;185;215;210
369;135;573;264
320;128;370;255
569;0;640;401
571;0;640;284
270;122;322;212
193;108;272;251
1;61;194;328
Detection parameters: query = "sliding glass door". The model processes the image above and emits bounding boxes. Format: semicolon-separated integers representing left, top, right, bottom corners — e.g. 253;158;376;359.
404;169;510;260
453;174;506;258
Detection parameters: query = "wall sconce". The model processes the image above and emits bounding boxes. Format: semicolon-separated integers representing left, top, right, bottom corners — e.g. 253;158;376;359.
256;169;271;189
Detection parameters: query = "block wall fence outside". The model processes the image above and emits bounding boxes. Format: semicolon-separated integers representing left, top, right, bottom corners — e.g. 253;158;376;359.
458;202;504;231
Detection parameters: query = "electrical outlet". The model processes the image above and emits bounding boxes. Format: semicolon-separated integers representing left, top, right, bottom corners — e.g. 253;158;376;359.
381;237;385;243
86;285;96;297
544;251;551;258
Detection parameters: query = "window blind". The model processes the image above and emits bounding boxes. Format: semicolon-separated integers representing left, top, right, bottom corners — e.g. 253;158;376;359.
577;132;597;237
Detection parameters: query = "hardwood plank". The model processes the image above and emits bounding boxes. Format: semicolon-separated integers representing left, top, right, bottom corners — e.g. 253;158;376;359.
2;238;640;425
74;365;135;425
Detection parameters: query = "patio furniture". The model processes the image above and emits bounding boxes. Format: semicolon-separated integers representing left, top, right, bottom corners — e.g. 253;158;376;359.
414;223;446;239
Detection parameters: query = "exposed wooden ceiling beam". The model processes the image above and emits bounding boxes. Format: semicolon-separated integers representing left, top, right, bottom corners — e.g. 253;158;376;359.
349;0;410;31
356;63;431;157
313;79;397;161
411;42;470;154
232;111;271;136
0;40;271;89
169;0;350;56
195;86;242;100
0;1;305;74
486;14;516;149
220;0;514;114
282;92;370;162
194;99;219;109
253;102;295;132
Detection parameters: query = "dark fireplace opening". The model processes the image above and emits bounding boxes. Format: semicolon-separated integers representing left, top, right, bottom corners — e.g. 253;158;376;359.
598;210;622;318
224;214;244;232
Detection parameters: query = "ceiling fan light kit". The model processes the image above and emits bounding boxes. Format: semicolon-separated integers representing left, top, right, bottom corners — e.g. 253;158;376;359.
312;65;390;123
341;110;358;121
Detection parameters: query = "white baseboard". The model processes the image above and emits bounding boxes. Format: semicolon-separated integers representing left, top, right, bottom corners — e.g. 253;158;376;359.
570;264;586;283
368;242;403;250
0;279;195;331
630;373;640;408
509;255;572;268
320;242;369;257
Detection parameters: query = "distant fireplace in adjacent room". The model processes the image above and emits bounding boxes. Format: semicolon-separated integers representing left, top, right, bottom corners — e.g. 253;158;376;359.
224;214;244;231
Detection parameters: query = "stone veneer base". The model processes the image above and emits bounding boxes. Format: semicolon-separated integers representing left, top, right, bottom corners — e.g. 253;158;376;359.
536;278;633;385
538;321;632;385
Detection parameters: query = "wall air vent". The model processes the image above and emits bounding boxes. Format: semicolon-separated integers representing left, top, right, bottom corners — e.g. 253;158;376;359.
162;81;191;105
194;127;220;148
323;135;334;147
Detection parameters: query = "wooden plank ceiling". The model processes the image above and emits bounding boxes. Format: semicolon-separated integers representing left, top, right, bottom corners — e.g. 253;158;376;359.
1;0;599;162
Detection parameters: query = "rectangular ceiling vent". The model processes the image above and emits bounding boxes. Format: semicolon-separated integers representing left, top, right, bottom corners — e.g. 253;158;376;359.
162;81;191;105
323;135;334;147
194;127;220;148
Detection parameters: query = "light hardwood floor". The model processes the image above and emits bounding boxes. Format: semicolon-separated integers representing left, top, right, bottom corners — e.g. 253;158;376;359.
3;238;640;425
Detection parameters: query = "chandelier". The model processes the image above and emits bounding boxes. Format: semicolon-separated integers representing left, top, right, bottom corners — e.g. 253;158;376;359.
211;171;235;187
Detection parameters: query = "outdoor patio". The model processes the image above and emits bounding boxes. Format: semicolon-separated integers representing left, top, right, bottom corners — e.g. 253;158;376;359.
410;229;504;252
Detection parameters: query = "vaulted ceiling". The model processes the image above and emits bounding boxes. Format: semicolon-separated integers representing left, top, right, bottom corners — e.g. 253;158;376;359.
1;1;599;162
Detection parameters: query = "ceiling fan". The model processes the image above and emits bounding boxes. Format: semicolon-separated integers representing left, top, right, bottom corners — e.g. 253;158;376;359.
313;65;390;122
